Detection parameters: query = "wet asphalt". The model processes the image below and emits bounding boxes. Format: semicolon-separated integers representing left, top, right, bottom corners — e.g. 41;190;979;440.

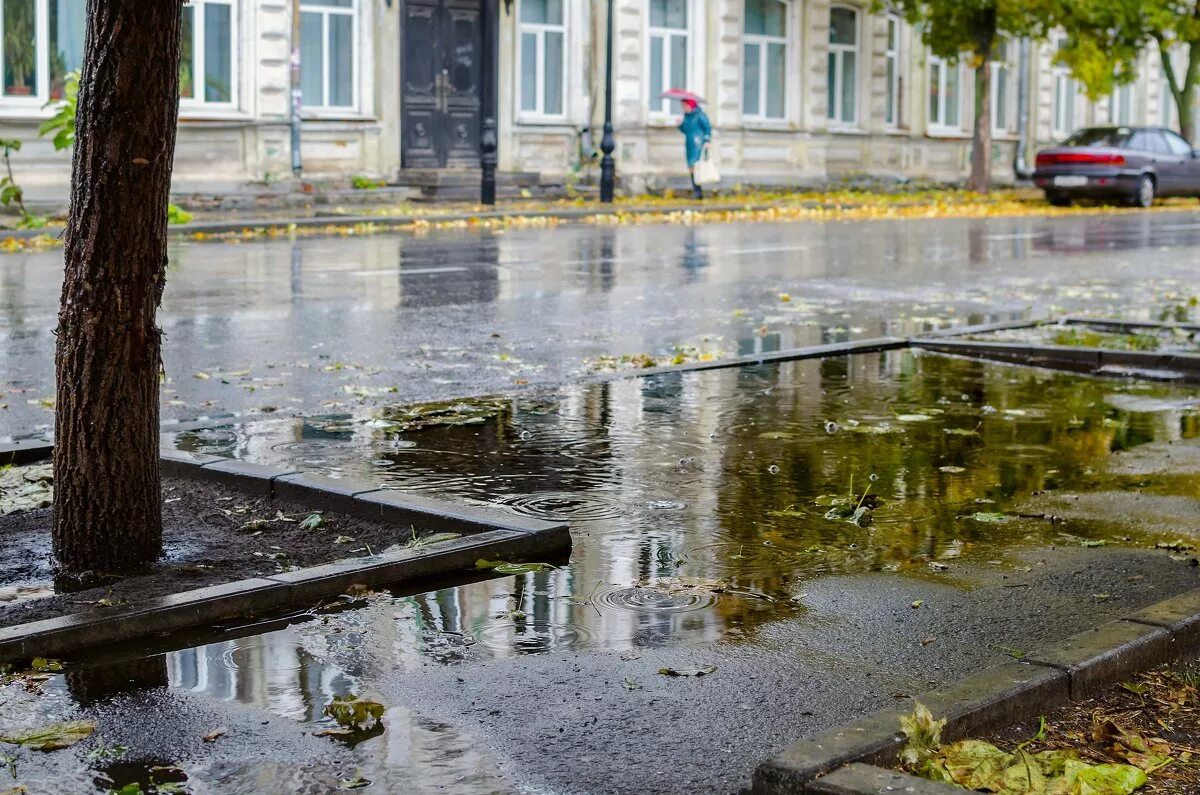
5;210;1200;794
5;210;1200;437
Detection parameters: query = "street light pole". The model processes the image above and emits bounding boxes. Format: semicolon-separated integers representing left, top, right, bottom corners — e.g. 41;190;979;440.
480;0;499;205
289;0;302;177
599;0;616;203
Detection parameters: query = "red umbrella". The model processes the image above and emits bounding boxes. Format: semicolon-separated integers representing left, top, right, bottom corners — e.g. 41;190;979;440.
659;88;706;104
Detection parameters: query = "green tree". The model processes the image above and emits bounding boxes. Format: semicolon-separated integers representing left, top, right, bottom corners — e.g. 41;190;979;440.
888;0;1050;192
1049;0;1200;143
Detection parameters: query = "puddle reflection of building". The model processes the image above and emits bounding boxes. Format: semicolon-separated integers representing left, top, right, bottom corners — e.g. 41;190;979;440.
167;632;357;723
397;234;500;308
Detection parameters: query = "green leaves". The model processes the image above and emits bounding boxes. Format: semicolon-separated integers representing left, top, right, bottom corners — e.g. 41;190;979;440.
899;702;947;767
298;513;325;531
323;695;385;732
38;70;77;152
901;705;1152;794
0;720;96;751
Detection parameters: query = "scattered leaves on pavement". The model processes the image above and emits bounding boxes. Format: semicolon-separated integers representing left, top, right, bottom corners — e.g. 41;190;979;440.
323;694;385;733
476;559;555;575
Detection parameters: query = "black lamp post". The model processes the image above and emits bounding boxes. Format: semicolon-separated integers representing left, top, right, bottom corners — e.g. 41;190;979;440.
599;0;616;203
480;0;500;205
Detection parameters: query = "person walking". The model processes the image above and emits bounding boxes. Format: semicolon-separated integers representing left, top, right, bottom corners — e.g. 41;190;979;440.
678;98;711;199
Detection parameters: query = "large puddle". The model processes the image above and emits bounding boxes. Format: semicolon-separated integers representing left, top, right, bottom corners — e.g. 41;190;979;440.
8;350;1200;792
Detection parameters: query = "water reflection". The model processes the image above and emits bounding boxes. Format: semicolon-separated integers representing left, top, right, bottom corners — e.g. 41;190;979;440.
165;351;1200;663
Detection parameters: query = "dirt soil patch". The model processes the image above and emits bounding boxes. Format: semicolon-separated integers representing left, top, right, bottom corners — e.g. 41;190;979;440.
981;657;1200;794
0;475;441;628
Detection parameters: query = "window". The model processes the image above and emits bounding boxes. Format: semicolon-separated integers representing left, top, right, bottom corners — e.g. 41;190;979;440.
1110;82;1133;126
180;0;236;107
0;0;85;105
1052;36;1077;138
1161;57;1178;130
990;38;1014;134
826;6;858;125
743;0;786;120
1129;129;1169;155
928;54;963;131
884;14;900;127
648;0;688;115
1165;129;1194;157
301;0;357;111
519;0;565;118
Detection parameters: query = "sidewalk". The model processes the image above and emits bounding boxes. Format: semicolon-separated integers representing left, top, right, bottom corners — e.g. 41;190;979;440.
4;186;1197;248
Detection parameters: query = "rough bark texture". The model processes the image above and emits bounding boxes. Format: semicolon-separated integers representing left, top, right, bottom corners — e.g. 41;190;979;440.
53;0;183;573
968;60;993;194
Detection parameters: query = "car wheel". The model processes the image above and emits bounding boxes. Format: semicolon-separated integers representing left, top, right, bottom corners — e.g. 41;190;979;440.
1132;175;1155;208
1046;192;1072;207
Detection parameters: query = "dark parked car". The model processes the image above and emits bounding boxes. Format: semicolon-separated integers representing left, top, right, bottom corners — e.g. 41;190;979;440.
1033;126;1200;208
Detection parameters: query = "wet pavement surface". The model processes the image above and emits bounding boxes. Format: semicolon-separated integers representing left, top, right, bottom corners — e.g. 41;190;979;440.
7;349;1200;793
5;211;1200;437
5;211;1200;794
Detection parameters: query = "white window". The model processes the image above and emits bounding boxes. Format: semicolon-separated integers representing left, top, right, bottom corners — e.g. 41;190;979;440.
519;0;565;118
826;5;858;125
1161;62;1176;130
301;0;357;112
1110;82;1133;126
884;14;901;128
1051;36;1077;138
0;0;85;107
928;54;964;132
648;0;688;115
743;0;786;121
180;0;237;109
990;38;1015;134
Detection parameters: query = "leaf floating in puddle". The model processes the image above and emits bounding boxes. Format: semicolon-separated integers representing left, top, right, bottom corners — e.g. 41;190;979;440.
943;428;980;437
339;775;372;790
0;720;96;751
324;695;385;732
896;414;934;423
476;559;555;575
966;512;1011;524
938;466;966;474
658;666;717;678
29;658;62;673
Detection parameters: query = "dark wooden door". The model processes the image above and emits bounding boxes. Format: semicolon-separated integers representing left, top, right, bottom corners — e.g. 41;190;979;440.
402;0;483;169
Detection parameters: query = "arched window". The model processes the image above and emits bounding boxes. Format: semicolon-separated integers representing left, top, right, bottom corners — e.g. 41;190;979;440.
743;0;786;120
827;5;858;125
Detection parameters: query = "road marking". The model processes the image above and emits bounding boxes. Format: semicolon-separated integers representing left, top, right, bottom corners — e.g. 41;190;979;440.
328;267;472;277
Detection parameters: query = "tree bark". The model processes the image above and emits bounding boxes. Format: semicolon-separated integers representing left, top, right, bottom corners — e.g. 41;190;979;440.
53;0;183;573
968;59;993;194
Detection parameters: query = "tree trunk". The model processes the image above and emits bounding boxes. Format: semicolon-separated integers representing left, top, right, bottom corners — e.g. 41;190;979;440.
968;60;993;194
53;0;183;574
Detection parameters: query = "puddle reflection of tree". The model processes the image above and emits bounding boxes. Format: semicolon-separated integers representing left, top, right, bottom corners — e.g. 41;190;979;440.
715;353;1143;587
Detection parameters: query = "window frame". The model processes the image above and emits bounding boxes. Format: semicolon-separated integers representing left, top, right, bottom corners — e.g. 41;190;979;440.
300;0;362;117
927;52;967;135
989;38;1015;136
826;4;860;128
1109;81;1134;127
517;0;568;121
646;0;694;120
179;0;239;114
884;13;901;129
1051;35;1078;139
742;0;788;123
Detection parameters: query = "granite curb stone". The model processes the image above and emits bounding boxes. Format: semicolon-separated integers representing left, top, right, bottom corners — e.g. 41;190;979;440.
807;764;966;795
1024;620;1175;699
1125;587;1200;649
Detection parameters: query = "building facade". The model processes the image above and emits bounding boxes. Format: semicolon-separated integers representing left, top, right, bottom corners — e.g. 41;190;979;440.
1;0;1194;200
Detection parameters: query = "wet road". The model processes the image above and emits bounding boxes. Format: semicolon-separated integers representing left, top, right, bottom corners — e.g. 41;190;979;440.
4;210;1200;437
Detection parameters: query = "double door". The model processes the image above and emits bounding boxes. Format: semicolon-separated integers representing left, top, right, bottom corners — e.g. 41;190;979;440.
401;0;483;169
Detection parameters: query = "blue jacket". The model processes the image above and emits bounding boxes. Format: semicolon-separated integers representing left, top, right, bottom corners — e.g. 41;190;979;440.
679;108;711;167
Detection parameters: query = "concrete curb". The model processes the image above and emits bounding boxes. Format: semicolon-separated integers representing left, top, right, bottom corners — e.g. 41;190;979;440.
0;439;53;465
912;337;1200;382
752;587;1200;793
0;449;570;664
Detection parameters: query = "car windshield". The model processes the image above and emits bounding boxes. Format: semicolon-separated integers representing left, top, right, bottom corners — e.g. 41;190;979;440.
1062;128;1132;147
